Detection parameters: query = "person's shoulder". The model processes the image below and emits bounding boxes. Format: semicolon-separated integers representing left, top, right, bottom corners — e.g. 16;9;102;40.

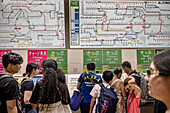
93;74;102;78
93;84;101;90
0;74;16;83
21;78;32;84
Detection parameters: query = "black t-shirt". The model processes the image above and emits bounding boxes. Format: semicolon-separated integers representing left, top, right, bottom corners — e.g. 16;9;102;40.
29;81;41;104
0;74;20;113
29;81;60;104
21;78;34;111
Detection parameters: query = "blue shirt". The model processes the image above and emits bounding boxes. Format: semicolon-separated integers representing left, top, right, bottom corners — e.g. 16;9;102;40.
78;72;103;103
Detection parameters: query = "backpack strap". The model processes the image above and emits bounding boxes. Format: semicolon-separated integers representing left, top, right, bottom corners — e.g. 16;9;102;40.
88;74;96;86
110;79;119;86
81;72;96;86
115;80;121;90
0;74;12;80
80;72;86;83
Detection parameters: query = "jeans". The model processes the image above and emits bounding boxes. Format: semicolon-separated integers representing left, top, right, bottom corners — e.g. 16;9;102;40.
23;108;37;113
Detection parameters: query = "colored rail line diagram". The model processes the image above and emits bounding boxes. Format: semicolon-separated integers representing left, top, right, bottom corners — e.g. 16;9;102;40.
0;0;64;48
70;0;170;48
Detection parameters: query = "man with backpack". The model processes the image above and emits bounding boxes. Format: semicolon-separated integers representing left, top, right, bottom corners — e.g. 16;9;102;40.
77;63;103;113
121;61;141;113
0;52;23;113
89;70;118;113
121;61;140;87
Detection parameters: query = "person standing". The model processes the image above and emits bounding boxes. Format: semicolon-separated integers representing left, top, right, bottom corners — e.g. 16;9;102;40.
21;62;39;113
121;61;140;86
77;63;103;113
29;59;71;113
0;52;23;113
124;76;141;113
89;70;118;113
144;50;170;113
110;68;126;113
56;68;71;112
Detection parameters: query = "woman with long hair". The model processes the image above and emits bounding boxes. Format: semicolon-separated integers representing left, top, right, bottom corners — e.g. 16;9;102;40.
21;62;39;113
29;59;71;113
110;68;126;113
56;68;71;112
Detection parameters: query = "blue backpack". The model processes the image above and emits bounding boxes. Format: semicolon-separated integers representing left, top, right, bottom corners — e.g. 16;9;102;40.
95;83;118;113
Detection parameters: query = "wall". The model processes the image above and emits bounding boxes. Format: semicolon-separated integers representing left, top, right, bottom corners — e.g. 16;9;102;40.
10;49;138;75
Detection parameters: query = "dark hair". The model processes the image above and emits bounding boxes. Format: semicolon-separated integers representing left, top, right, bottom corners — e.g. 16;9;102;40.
2;52;23;68
38;59;60;111
87;63;95;71
124;78;132;86
113;68;122;75
57;68;66;83
23;62;39;77
153;50;170;76
56;68;70;104
102;70;113;82
122;61;131;68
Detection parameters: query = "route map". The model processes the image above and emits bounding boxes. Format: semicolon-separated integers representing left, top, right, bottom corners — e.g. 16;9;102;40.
0;0;64;48
70;0;170;48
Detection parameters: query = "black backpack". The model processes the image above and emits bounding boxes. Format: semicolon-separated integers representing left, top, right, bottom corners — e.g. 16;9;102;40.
0;74;22;113
95;83;118;113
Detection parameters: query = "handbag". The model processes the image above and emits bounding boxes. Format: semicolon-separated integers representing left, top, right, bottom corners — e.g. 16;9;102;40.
69;90;83;111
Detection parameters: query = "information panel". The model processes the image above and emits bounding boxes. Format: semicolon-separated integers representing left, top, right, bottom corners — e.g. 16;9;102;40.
0;0;65;48
48;50;67;73
103;50;122;64
70;0;170;48
28;50;48;74
0;50;11;74
137;49;155;73
83;50;122;73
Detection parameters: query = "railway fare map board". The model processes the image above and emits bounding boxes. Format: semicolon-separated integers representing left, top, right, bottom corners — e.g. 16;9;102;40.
0;0;65;48
70;0;170;48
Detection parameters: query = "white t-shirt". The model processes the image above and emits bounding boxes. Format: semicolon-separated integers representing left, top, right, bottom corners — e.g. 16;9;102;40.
90;82;111;113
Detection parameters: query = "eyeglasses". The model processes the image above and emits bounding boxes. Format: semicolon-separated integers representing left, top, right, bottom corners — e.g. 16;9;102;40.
146;69;168;77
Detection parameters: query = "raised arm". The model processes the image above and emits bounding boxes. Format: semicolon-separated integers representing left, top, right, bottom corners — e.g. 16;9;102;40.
128;76;141;98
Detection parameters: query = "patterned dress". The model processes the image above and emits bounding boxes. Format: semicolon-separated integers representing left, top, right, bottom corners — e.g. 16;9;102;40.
111;79;126;113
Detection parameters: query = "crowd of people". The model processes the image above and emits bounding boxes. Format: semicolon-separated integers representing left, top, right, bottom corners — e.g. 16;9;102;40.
0;50;169;113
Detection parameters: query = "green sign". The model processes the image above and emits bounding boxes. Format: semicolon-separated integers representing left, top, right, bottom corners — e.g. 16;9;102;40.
103;50;122;64
138;64;150;73
83;50;122;73
103;65;121;72
83;50;102;65
137;50;155;64
70;1;79;7
48;50;67;73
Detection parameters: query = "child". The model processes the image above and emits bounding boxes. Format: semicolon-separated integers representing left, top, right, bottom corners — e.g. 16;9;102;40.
124;76;141;113
89;70;115;113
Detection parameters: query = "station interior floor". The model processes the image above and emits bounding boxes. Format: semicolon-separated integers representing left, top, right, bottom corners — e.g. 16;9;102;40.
72;102;154;113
